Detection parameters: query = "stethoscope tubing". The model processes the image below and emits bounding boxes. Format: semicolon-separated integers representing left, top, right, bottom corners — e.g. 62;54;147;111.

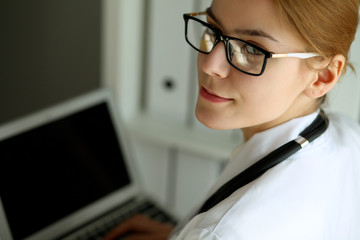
197;111;329;214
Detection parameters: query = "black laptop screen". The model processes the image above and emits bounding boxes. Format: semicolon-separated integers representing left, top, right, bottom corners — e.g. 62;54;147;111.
0;102;131;240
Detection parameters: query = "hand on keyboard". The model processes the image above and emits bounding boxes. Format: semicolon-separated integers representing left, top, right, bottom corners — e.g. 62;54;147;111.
102;214;174;240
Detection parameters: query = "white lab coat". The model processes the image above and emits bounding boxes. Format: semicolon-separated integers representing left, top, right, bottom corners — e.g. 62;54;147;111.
171;111;360;240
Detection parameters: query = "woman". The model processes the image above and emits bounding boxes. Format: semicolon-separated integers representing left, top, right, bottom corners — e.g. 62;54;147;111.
104;0;360;239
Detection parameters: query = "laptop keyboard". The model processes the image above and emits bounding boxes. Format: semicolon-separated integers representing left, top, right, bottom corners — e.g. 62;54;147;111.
59;199;177;240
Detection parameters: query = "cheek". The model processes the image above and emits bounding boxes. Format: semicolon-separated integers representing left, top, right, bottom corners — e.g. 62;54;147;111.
197;52;213;82
232;61;308;118
197;54;204;83
257;60;308;96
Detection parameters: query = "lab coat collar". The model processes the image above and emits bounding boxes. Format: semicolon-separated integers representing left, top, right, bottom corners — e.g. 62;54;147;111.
209;109;321;196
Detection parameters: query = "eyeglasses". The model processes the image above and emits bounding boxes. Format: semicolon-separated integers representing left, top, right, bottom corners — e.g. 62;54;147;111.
183;12;319;76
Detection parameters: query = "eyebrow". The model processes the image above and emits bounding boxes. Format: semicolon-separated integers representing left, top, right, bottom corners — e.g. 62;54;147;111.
205;7;279;43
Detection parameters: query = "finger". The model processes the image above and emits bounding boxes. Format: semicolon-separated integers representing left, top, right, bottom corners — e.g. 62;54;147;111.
102;214;157;240
102;216;138;240
124;233;170;240
124;214;173;232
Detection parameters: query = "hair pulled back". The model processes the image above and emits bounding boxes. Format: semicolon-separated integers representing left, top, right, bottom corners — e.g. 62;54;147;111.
276;0;359;73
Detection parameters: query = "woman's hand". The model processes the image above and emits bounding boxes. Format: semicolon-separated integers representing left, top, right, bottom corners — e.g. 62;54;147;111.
102;214;174;240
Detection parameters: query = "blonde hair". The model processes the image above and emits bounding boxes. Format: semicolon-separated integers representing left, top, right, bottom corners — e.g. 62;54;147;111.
275;0;359;74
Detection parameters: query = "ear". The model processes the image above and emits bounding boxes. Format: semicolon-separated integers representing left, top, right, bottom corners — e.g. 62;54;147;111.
304;54;345;99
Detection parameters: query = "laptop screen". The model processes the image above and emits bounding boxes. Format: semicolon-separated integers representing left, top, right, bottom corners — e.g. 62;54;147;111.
0;101;131;240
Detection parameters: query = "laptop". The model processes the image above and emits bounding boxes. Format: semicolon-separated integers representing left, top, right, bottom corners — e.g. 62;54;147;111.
0;89;176;240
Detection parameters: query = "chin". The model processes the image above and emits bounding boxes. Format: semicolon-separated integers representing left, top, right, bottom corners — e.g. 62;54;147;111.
195;110;232;130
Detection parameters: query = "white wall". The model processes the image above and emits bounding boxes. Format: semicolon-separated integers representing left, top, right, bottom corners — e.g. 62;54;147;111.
326;25;360;120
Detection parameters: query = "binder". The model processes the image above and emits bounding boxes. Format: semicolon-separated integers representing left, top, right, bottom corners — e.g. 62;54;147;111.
146;0;196;125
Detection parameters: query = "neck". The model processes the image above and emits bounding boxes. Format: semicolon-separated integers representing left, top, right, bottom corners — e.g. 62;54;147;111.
242;105;318;142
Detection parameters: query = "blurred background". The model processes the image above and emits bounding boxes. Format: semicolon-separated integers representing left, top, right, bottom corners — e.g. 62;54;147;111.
1;0;359;219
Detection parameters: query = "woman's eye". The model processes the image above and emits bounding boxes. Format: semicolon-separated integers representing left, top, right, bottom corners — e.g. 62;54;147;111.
244;45;263;55
204;28;215;37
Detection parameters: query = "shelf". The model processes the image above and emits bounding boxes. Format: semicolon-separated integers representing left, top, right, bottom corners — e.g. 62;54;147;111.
127;113;243;161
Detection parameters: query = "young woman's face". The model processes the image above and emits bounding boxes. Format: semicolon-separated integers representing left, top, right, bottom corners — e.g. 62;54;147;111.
196;0;318;139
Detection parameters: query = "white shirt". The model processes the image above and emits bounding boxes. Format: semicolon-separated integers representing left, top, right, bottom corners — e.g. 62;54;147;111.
171;111;360;240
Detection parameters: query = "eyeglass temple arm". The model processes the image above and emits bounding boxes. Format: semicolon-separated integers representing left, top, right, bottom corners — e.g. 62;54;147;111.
186;11;207;17
271;53;319;59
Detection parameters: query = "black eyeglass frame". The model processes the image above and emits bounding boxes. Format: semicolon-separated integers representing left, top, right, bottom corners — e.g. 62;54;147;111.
183;12;319;76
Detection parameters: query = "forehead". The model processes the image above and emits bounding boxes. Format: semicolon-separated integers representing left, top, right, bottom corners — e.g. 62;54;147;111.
210;0;305;50
211;0;281;31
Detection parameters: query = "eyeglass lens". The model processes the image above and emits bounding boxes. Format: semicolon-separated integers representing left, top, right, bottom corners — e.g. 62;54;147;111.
186;16;266;75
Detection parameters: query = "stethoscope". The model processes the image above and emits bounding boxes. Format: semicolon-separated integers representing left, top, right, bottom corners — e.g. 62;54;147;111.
197;110;329;214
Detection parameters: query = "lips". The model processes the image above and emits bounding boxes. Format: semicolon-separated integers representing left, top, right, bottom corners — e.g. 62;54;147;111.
199;87;232;103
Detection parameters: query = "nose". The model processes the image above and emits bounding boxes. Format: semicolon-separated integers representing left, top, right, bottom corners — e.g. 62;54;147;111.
198;41;231;79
